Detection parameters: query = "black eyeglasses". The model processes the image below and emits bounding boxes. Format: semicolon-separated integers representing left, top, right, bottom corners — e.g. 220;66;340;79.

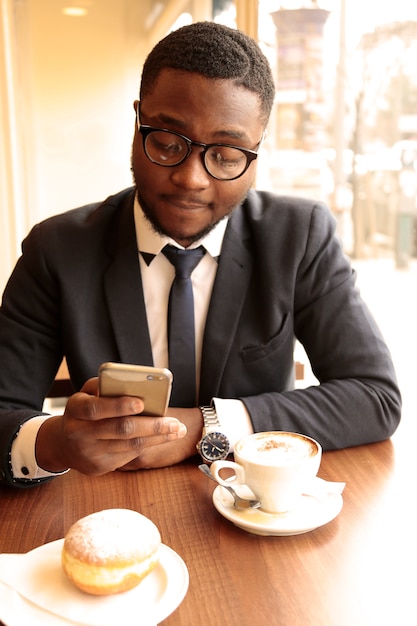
138;122;262;181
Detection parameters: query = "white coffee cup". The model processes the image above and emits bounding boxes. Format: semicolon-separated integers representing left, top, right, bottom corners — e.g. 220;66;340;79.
211;431;322;513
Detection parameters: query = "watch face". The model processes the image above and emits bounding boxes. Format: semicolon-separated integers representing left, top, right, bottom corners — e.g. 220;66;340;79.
199;431;230;462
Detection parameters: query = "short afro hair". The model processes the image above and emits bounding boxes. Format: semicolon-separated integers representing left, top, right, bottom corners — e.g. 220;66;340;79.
140;21;275;125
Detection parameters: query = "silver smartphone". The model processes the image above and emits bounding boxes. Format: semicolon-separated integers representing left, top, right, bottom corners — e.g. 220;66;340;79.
98;362;173;417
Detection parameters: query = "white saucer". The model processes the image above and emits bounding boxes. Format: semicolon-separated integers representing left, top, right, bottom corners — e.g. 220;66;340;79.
0;539;188;626
212;483;344;536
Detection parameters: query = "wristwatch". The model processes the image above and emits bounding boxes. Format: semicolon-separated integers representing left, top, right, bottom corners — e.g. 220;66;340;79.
196;405;231;462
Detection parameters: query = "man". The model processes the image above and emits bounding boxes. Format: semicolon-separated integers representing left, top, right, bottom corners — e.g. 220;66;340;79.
0;22;401;488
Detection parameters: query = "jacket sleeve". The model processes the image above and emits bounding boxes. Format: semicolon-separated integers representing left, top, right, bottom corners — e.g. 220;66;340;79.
242;202;401;450
0;222;64;487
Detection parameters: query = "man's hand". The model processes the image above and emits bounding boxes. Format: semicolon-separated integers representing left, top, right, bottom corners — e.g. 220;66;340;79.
35;378;191;475
118;406;203;470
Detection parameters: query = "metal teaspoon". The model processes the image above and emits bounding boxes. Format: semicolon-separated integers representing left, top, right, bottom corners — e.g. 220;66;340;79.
198;464;261;511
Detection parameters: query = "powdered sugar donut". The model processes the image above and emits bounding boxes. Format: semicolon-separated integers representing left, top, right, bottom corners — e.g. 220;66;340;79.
62;509;161;595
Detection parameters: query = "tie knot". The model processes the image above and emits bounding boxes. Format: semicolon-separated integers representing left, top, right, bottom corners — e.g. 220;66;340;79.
163;245;206;279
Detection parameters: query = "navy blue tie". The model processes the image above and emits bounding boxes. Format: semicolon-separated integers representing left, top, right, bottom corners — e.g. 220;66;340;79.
163;245;206;407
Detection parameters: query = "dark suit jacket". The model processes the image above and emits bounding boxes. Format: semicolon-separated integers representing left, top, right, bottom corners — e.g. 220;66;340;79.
0;187;401;487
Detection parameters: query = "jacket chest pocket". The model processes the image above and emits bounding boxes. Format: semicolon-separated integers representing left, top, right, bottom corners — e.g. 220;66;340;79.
240;313;292;364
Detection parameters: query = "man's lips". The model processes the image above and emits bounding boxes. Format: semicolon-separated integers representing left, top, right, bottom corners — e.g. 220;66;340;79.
162;196;210;211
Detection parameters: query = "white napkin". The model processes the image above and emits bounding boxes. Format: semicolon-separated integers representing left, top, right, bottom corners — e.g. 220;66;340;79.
304;477;346;498
0;539;160;626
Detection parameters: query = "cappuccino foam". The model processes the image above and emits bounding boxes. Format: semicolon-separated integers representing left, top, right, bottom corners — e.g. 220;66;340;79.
238;432;317;465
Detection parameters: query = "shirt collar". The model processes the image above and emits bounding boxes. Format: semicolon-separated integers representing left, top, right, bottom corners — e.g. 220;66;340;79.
134;196;228;259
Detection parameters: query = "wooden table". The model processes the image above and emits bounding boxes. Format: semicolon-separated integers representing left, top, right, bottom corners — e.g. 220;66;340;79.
0;421;415;626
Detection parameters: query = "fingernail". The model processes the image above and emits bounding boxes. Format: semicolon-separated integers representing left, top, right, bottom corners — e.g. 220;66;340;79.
168;420;187;436
177;423;187;437
131;401;142;414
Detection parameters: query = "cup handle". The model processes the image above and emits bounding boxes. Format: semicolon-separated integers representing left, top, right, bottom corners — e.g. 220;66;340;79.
210;460;245;486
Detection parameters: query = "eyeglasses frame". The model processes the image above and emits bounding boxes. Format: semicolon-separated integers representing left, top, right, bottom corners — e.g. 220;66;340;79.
137;115;262;181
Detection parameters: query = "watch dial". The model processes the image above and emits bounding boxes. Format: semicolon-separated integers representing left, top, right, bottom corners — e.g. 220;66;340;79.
201;431;230;461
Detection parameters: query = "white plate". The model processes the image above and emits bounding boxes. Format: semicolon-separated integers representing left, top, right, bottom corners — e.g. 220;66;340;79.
213;483;343;536
0;539;188;626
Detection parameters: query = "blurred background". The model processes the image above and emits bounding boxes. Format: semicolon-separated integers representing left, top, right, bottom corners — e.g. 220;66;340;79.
1;0;416;421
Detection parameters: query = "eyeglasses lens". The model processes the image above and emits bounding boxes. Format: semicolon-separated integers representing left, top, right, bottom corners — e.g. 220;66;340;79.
145;131;187;165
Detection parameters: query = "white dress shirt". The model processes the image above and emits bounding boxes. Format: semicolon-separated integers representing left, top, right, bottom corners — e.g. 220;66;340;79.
10;200;253;479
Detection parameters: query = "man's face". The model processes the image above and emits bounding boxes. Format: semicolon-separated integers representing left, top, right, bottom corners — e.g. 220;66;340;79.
131;68;265;247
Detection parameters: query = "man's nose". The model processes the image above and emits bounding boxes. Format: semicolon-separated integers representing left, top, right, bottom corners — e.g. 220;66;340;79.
170;148;211;189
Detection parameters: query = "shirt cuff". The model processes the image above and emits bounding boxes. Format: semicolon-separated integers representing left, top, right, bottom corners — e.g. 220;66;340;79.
11;415;70;479
212;397;254;451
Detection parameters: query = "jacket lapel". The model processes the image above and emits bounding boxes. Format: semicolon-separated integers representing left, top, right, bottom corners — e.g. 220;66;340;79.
199;206;253;400
103;191;154;366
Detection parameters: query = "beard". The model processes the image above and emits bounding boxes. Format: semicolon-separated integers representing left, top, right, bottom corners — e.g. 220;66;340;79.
131;156;249;246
